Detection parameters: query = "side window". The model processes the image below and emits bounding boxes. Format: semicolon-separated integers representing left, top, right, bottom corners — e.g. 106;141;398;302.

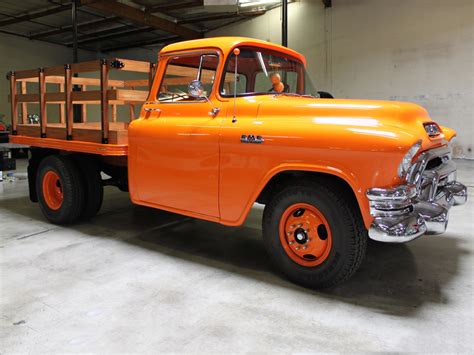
255;72;270;92
254;71;298;93
222;72;247;95
159;53;218;103
285;72;298;92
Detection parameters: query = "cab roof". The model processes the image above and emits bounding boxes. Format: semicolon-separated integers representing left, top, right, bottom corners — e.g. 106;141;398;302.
160;37;306;65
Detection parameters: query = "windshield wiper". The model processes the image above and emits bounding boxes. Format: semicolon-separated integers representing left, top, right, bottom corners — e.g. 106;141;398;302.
278;92;316;98
256;51;268;77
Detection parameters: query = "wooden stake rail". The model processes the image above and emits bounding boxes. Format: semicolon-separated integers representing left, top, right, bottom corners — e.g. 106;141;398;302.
14;90;148;104
8;58;156;145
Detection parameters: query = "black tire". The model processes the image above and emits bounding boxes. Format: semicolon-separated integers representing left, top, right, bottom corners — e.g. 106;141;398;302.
262;182;367;289
74;156;103;221
36;155;84;224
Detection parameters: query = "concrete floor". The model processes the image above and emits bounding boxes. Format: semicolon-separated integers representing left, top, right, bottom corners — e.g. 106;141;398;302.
1;159;473;353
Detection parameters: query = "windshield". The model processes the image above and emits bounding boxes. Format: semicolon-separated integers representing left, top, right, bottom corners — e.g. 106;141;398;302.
220;46;318;97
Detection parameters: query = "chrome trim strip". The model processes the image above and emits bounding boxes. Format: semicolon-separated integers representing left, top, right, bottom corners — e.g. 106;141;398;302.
366;184;417;201
369;214;427;243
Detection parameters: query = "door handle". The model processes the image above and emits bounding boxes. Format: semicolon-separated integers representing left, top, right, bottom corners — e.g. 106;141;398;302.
209;107;220;117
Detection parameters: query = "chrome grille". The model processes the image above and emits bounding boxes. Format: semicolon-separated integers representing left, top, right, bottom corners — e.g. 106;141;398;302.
366;144;467;242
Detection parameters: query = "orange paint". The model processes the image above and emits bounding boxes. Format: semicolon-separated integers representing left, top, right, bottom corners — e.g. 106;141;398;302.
42;170;63;210
130;38;453;229
9;135;128;156
440;125;456;141
279;203;332;267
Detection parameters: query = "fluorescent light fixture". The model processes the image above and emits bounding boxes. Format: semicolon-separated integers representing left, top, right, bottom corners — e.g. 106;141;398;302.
239;0;281;8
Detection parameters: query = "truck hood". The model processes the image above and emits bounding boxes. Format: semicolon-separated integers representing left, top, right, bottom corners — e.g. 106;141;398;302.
256;95;433;129
254;95;445;149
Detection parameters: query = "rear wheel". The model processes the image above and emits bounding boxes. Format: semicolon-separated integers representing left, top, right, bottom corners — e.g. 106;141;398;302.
262;183;367;288
74;156;103;221
36;155;84;224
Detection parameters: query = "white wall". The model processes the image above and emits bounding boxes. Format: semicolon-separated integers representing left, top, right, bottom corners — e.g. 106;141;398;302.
330;0;473;159
208;0;474;159
1;1;472;157
207;1;329;89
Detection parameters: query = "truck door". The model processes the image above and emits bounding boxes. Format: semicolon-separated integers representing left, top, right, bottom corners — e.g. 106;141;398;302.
129;52;222;218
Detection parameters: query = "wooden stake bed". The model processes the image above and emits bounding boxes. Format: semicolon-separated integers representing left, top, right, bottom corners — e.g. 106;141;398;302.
7;58;155;156
16;122;129;144
9;135;129;156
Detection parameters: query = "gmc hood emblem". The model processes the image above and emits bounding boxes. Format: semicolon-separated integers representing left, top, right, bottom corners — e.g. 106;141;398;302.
424;122;441;137
241;134;264;144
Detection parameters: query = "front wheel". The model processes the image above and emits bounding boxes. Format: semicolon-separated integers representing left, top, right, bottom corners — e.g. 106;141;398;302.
262;183;367;288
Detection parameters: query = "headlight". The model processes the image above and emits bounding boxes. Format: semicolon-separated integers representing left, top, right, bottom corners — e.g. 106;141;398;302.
397;140;422;178
448;136;457;151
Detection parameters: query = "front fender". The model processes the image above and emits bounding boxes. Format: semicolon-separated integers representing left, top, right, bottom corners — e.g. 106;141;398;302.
219;163;373;230
440;125;456;141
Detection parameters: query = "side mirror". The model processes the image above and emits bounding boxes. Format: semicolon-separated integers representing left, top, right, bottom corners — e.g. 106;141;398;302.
187;79;220;118
188;80;205;98
317;91;334;99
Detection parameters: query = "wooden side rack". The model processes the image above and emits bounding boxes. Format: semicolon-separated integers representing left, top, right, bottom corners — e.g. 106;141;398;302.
8;58;155;148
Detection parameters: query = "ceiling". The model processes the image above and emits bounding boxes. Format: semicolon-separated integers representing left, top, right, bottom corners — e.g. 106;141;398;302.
0;0;287;53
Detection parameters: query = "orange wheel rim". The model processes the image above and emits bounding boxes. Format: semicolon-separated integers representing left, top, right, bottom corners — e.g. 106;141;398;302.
42;170;63;210
279;203;332;267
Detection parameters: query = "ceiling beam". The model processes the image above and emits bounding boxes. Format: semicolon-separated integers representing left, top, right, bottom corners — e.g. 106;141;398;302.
178;11;264;25
147;0;204;13
80;0;201;39
130;0;203;13
29;16;119;39
0;4;72;27
101;35;179;52
68;26;155;46
0;28;94;52
321;0;332;8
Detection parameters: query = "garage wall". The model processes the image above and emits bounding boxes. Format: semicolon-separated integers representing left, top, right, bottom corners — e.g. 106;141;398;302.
207;0;329;91
0;34;96;124
0;33;157;125
330;0;473;159
207;0;474;159
1;1;472;157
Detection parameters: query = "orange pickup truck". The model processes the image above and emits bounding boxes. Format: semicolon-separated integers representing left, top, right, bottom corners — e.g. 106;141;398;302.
7;37;467;288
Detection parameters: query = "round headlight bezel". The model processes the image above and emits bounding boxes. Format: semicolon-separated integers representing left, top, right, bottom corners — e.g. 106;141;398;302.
448;136;457;151
397;140;422;178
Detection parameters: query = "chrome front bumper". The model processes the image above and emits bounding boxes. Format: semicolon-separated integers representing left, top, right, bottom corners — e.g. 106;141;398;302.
366;146;467;243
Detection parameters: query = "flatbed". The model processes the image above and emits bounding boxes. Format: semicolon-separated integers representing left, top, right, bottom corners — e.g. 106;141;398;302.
7;58;154;156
